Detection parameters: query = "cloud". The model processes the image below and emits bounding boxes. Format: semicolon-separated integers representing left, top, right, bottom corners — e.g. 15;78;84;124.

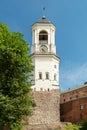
60;62;87;91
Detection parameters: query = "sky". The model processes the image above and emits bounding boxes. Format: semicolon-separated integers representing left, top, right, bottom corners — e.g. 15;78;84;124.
0;0;87;91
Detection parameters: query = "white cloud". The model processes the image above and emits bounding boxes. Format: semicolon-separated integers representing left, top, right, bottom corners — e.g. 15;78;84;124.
60;62;87;91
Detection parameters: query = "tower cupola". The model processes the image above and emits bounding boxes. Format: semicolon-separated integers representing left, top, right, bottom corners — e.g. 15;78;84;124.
31;16;56;54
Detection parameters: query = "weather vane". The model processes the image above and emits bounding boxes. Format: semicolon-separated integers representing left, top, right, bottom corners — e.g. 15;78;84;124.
42;6;46;16
43;6;46;11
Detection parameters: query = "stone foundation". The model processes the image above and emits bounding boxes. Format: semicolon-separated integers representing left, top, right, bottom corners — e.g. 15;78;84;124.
25;89;60;130
24;121;62;130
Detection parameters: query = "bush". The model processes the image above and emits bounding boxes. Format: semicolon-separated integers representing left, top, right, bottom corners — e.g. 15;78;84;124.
80;120;87;130
63;123;81;130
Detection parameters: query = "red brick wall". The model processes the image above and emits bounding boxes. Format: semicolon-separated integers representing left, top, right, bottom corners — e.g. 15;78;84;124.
60;84;87;103
60;84;87;123
60;97;87;123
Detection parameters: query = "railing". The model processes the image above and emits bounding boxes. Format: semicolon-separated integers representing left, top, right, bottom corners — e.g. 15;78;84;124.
39;40;48;44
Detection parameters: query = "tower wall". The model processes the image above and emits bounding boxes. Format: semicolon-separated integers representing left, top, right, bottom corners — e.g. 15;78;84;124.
27;89;60;127
31;55;60;91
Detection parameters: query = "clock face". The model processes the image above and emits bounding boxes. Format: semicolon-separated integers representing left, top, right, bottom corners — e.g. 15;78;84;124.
40;45;48;53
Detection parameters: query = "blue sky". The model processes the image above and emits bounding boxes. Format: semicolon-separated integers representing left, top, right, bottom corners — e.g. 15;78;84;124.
0;0;87;91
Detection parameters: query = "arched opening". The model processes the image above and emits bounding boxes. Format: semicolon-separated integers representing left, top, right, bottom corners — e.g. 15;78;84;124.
39;30;48;44
39;72;42;79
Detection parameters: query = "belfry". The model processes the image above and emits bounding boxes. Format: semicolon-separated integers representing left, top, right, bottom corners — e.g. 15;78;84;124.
27;16;60;129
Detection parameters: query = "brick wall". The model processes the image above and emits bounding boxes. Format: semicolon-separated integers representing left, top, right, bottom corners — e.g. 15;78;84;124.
60;97;87;123
60;84;87;103
60;84;87;123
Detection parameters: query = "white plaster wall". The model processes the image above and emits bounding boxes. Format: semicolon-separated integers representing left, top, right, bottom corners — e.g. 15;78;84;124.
31;22;60;91
31;55;59;91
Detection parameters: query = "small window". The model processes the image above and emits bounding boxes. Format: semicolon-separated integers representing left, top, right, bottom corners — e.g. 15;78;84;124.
76;95;78;98
63;94;65;97
40;88;43;91
80;105;84;110
70;97;72;100
48;88;50;91
64;99;66;102
80;113;83;119
39;72;42;79
72;91;75;94
54;74;57;81
54;65;57;68
46;72;49;79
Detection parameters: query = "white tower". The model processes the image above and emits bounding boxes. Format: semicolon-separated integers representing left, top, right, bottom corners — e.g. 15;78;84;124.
27;17;61;129
31;16;60;91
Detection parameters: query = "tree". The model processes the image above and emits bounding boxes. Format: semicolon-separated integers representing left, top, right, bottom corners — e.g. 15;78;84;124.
0;23;35;130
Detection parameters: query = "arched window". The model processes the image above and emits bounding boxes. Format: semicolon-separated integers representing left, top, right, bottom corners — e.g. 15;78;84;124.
39;30;48;44
39;72;42;79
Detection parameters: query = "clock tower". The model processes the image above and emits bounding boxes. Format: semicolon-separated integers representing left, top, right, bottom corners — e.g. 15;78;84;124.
31;16;60;91
27;16;60;128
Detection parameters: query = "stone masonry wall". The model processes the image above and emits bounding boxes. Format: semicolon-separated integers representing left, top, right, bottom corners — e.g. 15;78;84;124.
27;89;60;125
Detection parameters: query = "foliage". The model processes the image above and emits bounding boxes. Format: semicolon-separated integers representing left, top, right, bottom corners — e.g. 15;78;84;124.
63;123;81;130
79;120;87;130
0;23;35;130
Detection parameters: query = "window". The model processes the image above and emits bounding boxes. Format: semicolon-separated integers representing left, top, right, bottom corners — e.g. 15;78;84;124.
70;97;72;100
54;65;57;68
39;30;48;44
39;72;42;79
64;99;66;102
46;72;49;79
72;91;75;94
80;113;83;119
80;105;84;110
54;74;57;81
48;88;50;91
76;95;78;98
40;88;43;91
